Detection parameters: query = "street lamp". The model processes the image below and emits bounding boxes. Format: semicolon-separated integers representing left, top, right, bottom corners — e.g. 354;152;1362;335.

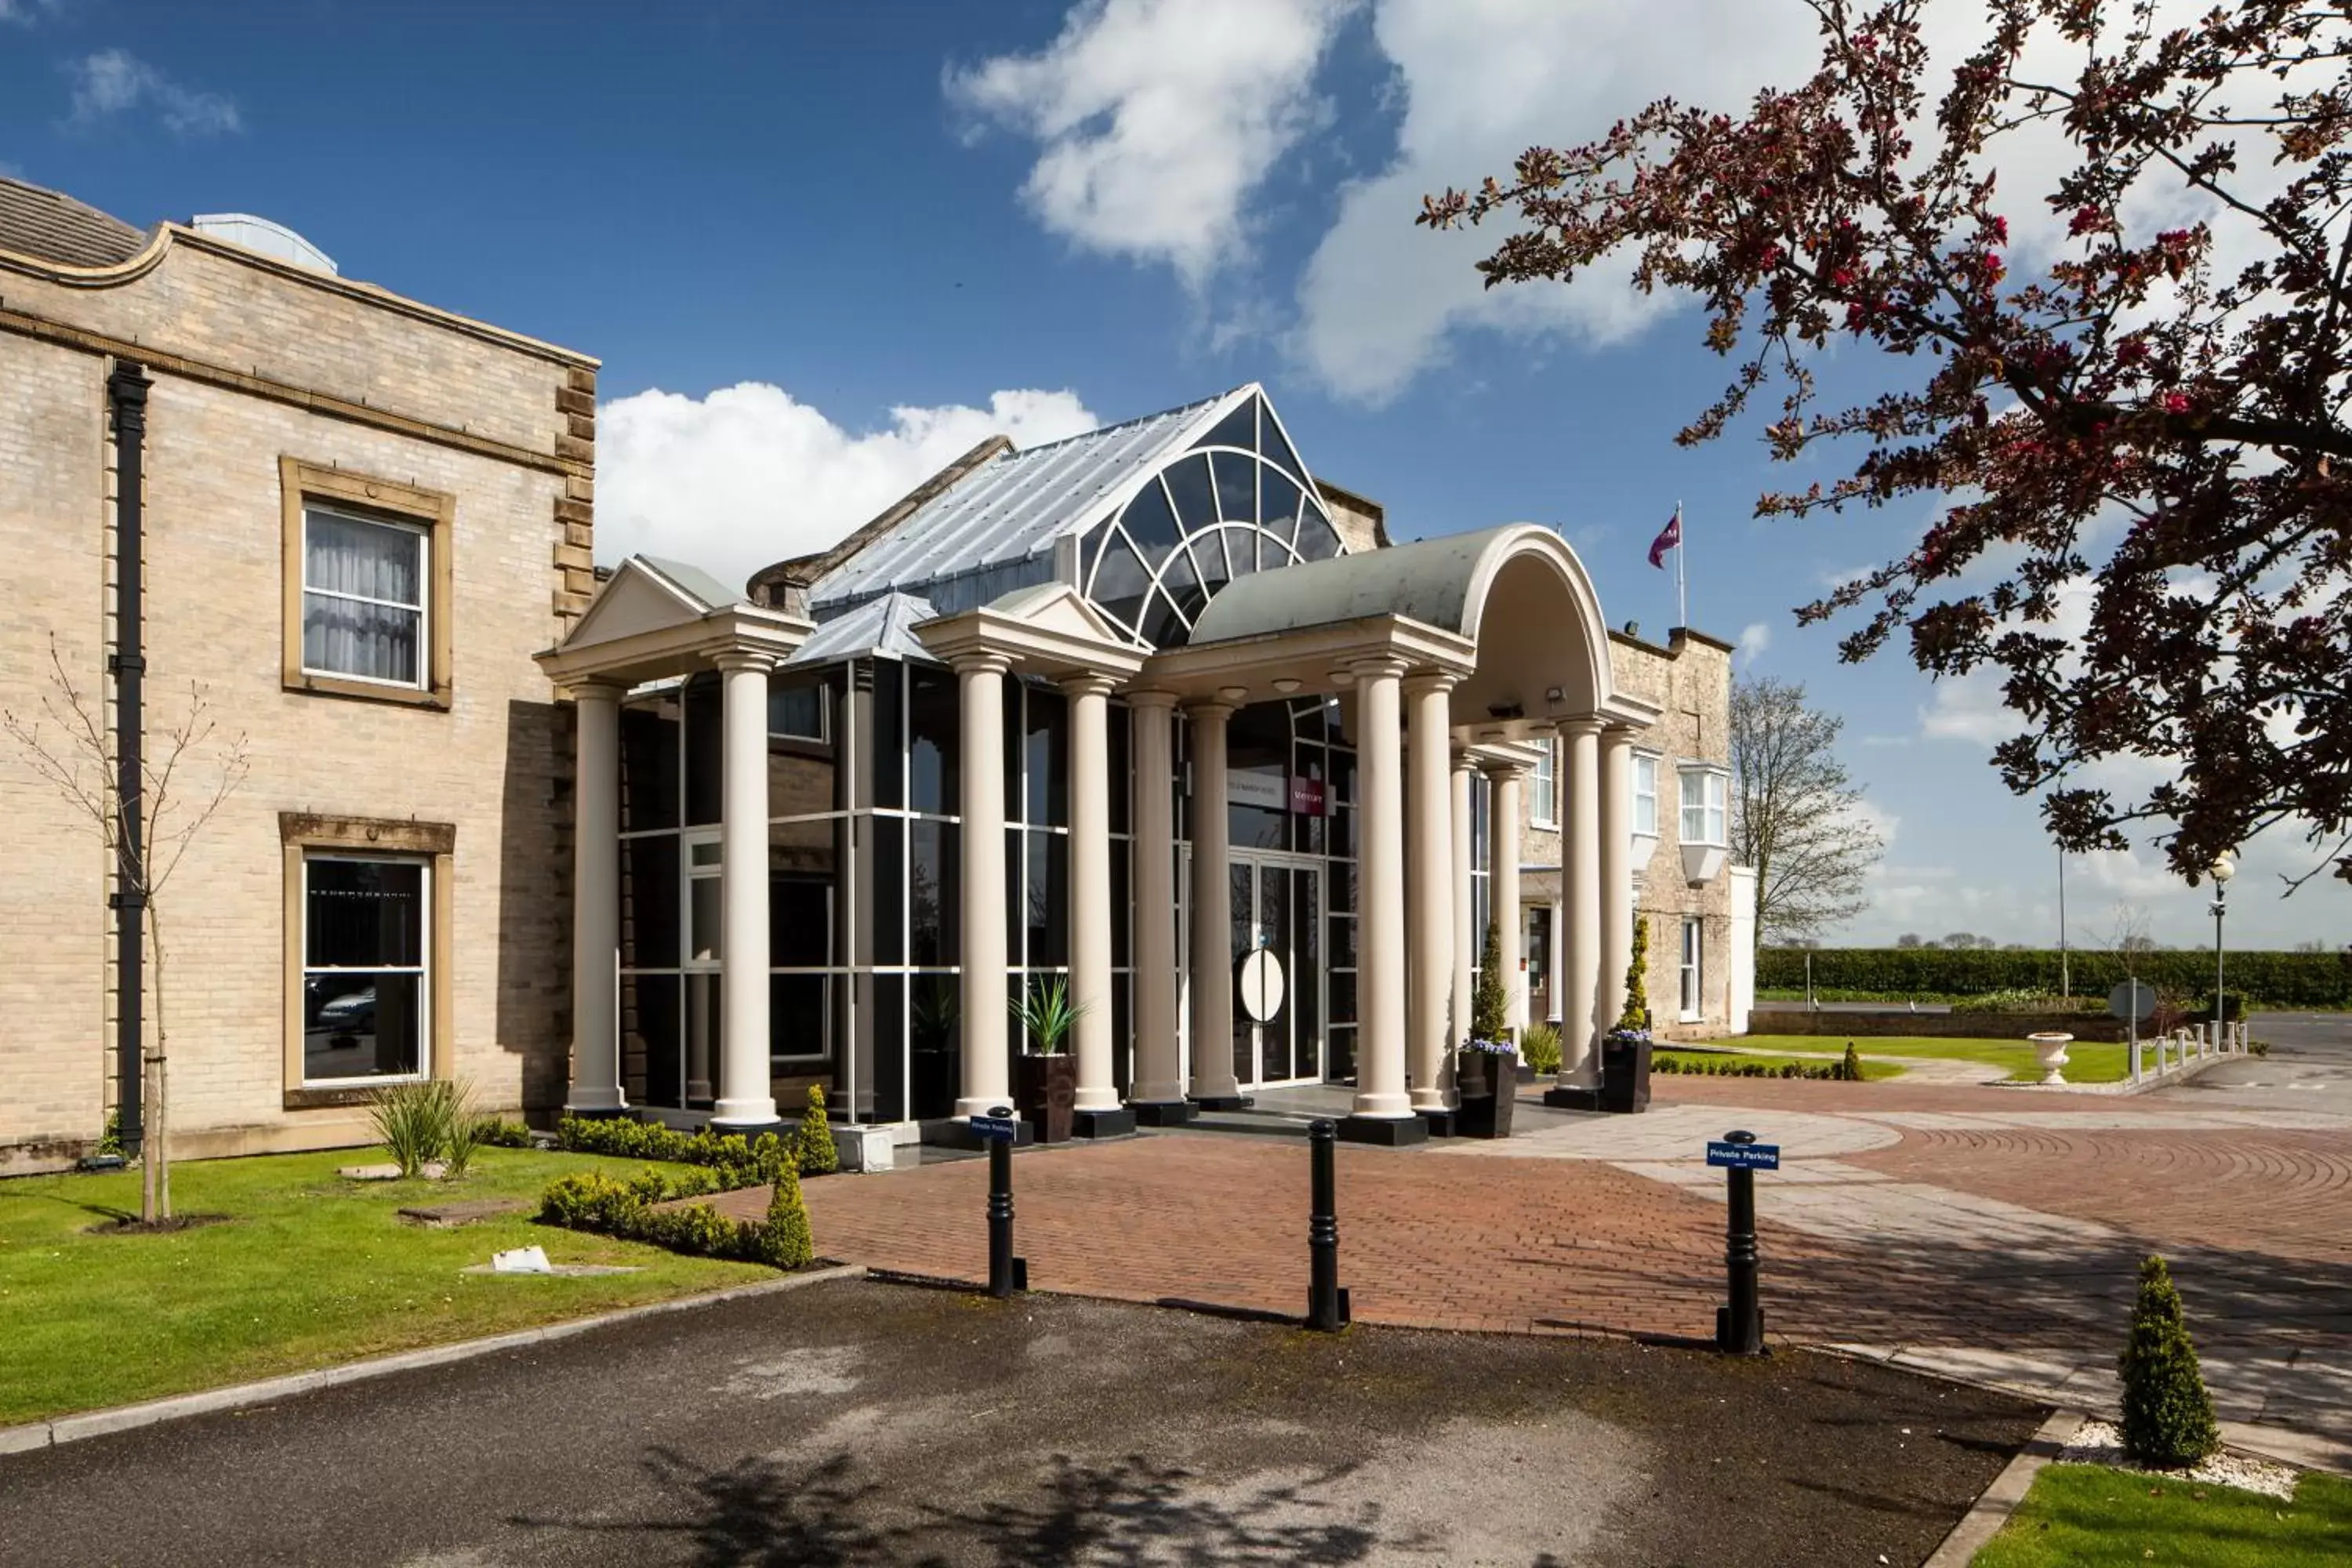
2209;850;2237;1035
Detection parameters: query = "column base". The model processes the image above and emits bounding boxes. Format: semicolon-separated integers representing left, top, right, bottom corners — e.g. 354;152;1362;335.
562;1102;631;1120
1418;1109;1458;1138
1129;1100;1196;1127
1543;1087;1603;1112
1191;1094;1250;1112
1338;1114;1429;1148
1073;1107;1138;1139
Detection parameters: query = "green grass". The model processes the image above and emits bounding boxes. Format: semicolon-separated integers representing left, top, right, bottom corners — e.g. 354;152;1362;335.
1653;1048;1907;1081
1975;1463;2352;1566
0;1148;773;1425
1736;1033;2134;1083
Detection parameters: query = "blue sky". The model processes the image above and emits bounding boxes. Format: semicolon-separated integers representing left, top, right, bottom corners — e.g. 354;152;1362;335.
2;0;2333;947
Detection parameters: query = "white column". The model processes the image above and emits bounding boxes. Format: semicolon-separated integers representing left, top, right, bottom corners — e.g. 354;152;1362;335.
1548;901;1566;1022
1559;717;1604;1090
1064;673;1119;1114
1352;658;1413;1121
953;653;1012;1120
567;681;625;1113
711;653;779;1129
1129;693;1185;1109
1599;726;1635;1040
1487;760;1526;1036
1187;698;1241;1105
1406;673;1455;1112
1450;750;1475;1057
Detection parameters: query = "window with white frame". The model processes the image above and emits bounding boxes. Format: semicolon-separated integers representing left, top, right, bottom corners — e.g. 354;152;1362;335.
301;853;429;1082
1530;736;1558;827
1679;916;1704;1018
1632;753;1660;837
1679;765;1728;846
302;506;426;688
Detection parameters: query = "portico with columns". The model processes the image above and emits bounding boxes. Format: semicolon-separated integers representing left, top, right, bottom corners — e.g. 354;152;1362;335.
536;383;1725;1154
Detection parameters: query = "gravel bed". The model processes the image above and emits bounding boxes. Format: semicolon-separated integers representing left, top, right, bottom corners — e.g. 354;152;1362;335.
2060;1417;2300;1499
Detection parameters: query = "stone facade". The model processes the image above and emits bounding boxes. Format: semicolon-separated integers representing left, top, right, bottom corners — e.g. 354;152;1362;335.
0;214;594;1172
1520;626;1744;1042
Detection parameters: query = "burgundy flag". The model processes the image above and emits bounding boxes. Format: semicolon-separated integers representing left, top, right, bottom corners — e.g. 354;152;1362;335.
1647;510;1682;568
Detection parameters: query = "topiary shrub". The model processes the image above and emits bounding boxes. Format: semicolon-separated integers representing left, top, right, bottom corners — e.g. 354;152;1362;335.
794;1086;839;1177
1841;1042;1863;1082
756;1163;815;1269
2118;1254;2221;1467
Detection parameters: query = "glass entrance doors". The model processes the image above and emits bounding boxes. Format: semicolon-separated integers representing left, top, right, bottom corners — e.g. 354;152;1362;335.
1229;855;1323;1089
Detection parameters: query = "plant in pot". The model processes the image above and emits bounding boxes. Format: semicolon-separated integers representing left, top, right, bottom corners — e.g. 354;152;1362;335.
1599;916;1656;1114
1012;975;1083;1144
909;978;960;1121
1454;920;1519;1138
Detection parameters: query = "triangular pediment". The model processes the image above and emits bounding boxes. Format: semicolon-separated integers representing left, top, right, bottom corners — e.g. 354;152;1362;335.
561;557;718;653
985;583;1129;647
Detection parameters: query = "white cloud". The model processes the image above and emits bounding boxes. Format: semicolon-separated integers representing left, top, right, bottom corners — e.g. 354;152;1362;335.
65;49;240;136
0;0;66;24
946;0;1357;287
1735;621;1770;665
597;382;1100;593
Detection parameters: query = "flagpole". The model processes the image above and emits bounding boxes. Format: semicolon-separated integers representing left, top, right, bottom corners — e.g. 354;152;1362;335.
1675;499;1686;630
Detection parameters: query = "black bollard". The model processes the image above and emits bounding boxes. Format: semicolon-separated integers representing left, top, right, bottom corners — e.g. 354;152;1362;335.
1715;1128;1766;1355
985;1125;1028;1298
1305;1119;1350;1330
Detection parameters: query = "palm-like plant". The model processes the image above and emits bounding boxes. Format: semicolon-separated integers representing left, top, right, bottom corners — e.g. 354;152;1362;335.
1013;975;1085;1055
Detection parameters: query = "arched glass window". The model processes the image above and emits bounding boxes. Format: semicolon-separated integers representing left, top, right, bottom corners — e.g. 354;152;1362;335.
1079;394;1345;648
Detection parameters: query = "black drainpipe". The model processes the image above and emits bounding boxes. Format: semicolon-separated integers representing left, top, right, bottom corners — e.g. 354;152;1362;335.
108;361;151;1155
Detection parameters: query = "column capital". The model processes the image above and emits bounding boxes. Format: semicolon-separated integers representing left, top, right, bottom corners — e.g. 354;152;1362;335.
1347;654;1411;682
1127;688;1181;712
1058;670;1120;699
1480;756;1533;782
1401;669;1459;698
561;677;626;705
1184;695;1237;722
949;650;1013;677
710;650;779;676
1552;715;1606;740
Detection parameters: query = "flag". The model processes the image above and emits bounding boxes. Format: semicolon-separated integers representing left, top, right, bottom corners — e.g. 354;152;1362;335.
1647;509;1682;568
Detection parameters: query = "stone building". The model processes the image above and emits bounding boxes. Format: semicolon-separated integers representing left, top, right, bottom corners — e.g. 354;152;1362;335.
0;177;593;1172
1;175;1751;1173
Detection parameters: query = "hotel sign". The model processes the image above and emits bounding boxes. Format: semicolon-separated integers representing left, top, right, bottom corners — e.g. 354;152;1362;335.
1226;769;1327;816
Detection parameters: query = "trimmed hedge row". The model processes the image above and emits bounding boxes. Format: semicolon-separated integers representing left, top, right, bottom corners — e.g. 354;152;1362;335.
1759;947;2350;1007
555;1117;787;1189
539;1166;814;1269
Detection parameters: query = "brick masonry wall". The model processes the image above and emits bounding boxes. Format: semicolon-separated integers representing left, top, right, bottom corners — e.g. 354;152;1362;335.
0;233;591;1171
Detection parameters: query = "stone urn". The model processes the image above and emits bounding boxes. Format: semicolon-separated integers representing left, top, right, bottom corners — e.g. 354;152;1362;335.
2028;1031;2074;1086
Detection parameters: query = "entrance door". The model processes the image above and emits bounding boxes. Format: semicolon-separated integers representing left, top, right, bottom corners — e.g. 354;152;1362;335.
1229;855;1323;1090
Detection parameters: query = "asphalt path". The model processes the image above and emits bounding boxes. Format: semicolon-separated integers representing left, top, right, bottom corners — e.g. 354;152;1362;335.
2168;1011;2352;1114
0;1277;2038;1567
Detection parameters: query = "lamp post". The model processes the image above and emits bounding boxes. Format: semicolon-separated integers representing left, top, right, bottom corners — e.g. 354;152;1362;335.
2209;851;2236;1035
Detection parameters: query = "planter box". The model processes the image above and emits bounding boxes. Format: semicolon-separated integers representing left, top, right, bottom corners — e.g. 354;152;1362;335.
1600;1036;1652;1114
1455;1049;1519;1139
830;1123;896;1174
1014;1054;1077;1144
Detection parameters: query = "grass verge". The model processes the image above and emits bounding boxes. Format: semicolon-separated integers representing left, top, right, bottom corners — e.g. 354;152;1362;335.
1734;1033;2133;1083
1975;1462;2352;1566
0;1147;771;1425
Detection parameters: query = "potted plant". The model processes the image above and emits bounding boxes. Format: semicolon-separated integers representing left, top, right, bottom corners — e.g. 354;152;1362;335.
1013;975;1083;1143
910;978;960;1121
1454;920;1519;1138
1600;916;1656;1114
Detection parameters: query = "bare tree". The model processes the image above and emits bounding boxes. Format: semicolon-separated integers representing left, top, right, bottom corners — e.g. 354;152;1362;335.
1730;674;1885;943
2108;904;2158;966
5;637;249;1221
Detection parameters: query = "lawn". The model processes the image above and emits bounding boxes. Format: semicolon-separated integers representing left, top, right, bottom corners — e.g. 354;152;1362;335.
1736;1033;2135;1083
1975;1462;2352;1566
1652;1048;1906;1080
0;1147;774;1425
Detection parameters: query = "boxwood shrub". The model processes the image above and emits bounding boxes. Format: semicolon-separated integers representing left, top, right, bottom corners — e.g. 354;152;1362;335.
537;1164;814;1269
554;1116;786;1191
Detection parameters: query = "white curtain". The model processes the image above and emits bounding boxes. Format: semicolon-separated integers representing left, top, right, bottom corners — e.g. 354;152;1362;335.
303;510;422;684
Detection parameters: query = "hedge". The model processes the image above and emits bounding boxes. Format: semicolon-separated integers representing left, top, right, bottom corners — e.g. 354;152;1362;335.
538;1166;814;1269
554;1116;788;1190
1758;947;2350;1007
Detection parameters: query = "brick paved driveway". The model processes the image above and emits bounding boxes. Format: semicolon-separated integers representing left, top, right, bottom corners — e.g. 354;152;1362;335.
724;1074;2352;1468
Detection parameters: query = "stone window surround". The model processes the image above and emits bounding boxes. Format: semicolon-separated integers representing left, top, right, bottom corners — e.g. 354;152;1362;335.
279;456;456;709
279;812;456;1110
